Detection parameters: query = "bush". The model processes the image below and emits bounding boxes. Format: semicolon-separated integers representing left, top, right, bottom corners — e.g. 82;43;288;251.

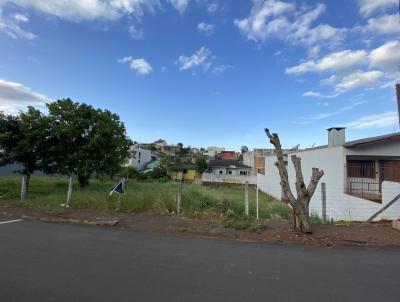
222;217;267;233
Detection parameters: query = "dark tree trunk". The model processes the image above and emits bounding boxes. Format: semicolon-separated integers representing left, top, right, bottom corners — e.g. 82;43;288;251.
265;129;324;234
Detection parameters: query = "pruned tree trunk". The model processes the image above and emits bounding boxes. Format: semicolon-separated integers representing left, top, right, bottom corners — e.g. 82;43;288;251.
66;175;73;207
265;129;324;233
20;174;29;201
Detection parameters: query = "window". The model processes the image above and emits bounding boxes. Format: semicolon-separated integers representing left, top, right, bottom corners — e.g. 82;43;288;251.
240;171;247;175
228;171;232;175
183;169;188;174
347;160;375;178
219;170;223;174
138;159;141;164
138;152;141;158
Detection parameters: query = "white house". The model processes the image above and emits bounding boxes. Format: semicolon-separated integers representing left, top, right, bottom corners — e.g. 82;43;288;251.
202;159;255;184
257;128;400;221
125;146;152;171
202;146;225;158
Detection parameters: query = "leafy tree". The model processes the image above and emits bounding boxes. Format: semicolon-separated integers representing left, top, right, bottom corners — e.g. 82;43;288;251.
195;155;208;174
45;99;132;204
0;108;49;199
121;166;145;180
148;165;168;180
0;113;20;167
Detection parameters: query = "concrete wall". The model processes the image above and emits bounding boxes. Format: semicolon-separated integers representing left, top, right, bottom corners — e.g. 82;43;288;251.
202;172;256;185
257;146;400;221
126;147;152;170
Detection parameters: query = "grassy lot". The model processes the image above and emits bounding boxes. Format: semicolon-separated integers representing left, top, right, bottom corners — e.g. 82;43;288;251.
0;176;289;219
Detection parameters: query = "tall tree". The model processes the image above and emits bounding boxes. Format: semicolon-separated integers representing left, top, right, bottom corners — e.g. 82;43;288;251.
265;129;324;233
195;155;208;174
0;108;49;199
46;99;132;205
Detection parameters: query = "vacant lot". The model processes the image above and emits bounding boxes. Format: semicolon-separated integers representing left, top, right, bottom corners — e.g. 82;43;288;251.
0;176;288;219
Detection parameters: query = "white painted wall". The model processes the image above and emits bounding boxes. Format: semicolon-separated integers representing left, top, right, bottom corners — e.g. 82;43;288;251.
257;144;400;221
203;172;256;184
210;167;251;176
126;146;152;170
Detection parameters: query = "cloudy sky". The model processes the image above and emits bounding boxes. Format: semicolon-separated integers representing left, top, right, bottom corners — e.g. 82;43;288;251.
0;0;399;149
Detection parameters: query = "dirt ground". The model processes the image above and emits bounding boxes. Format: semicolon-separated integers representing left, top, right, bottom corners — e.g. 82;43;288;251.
1;205;399;247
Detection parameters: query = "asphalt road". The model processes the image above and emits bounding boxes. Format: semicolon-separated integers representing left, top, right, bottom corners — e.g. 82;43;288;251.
0;219;399;302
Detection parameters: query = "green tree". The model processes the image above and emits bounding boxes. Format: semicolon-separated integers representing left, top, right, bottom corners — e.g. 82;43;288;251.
46;99;132;205
148;165;168;180
195;155;208;174
0;108;49;199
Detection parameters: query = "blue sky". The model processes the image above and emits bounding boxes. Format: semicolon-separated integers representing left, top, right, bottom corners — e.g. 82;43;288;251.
0;0;399;150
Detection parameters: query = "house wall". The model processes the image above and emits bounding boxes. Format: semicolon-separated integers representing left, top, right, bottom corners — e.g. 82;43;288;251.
169;170;197;181
381;181;400;220
127;147;152;170
202;172;256;184
210;167;251;176
257;145;400;221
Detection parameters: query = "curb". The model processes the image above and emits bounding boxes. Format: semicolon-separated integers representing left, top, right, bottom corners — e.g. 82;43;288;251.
20;215;120;227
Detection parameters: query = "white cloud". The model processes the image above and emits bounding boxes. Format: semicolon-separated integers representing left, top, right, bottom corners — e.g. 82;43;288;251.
365;14;400;35
197;22;215;36
128;25;144;39
118;56;153;75
0;10;35;39
13;13;28;22
176;47;230;74
286;50;368;74
1;0;161;21
358;0;398;17
334;70;383;93
0;79;52;115
177;47;211;71
369;40;400;73
234;1;345;51
302;91;322;98
207;3;218;13
345;111;398;129
168;0;189;14
299;101;365;124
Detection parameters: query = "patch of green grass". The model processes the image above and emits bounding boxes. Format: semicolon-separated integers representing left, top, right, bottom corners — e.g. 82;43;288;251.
222;217;267;233
0;176;289;219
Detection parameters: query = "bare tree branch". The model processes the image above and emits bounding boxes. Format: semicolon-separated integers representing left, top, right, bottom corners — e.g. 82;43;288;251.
291;155;307;199
265;128;295;205
306;168;324;198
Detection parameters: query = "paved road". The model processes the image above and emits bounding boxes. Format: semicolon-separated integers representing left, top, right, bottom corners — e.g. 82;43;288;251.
0;219;399;302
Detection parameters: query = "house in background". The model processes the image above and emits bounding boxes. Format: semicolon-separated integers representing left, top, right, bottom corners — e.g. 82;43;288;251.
168;163;197;181
154;139;167;149
220;151;237;160
242;149;276;175
202;159;255;184
258;128;400;221
125;145;152;170
140;160;161;174
202;146;225;158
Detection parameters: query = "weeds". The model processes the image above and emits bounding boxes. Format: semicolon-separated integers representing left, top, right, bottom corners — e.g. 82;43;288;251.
0;176;289;220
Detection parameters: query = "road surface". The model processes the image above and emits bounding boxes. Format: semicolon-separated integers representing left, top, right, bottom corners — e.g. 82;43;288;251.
0;218;399;301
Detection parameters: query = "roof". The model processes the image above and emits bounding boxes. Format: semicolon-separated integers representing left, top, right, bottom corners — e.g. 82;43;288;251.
344;132;400;149
209;160;251;169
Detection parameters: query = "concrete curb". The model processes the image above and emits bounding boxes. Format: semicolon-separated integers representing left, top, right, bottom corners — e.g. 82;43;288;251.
20;215;120;227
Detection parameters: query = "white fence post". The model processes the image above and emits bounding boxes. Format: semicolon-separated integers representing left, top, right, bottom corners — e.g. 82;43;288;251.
245;181;249;216
177;179;183;214
256;184;259;220
321;182;326;224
